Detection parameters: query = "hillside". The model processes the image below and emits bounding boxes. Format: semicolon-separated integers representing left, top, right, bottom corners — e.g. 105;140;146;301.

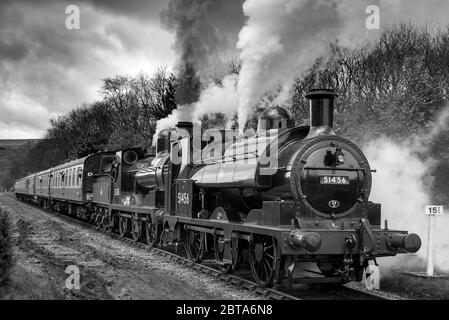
0;140;39;191
0;140;38;165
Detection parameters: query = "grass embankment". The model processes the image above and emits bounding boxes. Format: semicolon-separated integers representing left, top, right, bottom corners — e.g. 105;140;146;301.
0;208;12;295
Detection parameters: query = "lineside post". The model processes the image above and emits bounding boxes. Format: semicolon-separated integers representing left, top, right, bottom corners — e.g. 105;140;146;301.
424;205;443;277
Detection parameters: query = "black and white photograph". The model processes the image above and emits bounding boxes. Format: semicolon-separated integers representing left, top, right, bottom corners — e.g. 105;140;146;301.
0;0;449;310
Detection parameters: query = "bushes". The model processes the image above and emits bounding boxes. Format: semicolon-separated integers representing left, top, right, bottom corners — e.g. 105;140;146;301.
290;23;449;144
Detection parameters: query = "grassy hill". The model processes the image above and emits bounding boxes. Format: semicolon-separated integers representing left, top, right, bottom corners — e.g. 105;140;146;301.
0;140;39;191
0;140;38;166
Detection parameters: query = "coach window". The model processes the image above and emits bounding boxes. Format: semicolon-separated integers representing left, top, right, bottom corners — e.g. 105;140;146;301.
77;166;81;186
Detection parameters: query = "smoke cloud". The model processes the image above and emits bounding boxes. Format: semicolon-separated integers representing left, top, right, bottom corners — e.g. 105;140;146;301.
235;0;449;132
161;0;244;105
156;0;449;137
154;74;239;138
161;0;244;77
365;107;449;272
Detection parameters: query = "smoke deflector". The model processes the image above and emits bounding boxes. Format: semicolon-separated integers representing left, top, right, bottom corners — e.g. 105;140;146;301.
305;89;338;139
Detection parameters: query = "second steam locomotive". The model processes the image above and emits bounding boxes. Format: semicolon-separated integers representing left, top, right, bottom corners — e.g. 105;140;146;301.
14;89;421;287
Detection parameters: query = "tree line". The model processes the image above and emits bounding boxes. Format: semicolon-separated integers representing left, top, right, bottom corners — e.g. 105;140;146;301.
1;24;448;197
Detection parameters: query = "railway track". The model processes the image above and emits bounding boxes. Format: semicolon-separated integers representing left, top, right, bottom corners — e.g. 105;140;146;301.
0;193;393;300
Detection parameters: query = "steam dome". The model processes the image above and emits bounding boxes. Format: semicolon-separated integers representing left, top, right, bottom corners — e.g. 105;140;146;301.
257;106;294;132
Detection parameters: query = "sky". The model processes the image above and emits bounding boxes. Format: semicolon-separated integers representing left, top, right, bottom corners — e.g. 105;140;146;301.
1;0;449;139
0;0;176;139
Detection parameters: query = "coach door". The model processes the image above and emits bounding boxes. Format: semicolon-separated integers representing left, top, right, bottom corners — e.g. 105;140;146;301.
61;170;66;198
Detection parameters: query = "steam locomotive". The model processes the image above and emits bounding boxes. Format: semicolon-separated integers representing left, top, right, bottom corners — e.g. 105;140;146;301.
14;89;421;287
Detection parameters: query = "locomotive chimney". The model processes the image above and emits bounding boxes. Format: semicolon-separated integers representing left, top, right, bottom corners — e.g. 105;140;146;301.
305;89;338;139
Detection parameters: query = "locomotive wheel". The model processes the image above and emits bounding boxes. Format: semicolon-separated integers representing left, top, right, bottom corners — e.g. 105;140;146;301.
145;221;158;247
118;216;129;237
131;219;142;242
186;230;206;263
249;235;278;287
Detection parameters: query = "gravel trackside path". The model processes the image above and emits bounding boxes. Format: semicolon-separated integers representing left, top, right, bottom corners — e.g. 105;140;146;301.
0;193;258;300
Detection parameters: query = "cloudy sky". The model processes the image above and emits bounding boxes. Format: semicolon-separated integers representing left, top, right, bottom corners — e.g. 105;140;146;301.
0;0;176;139
2;0;448;140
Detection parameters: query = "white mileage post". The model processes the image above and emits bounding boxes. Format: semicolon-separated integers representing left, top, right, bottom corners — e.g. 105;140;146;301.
425;205;444;277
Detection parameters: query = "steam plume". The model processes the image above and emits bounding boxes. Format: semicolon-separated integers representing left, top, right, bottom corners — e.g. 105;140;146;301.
235;0;449;132
365;107;449;272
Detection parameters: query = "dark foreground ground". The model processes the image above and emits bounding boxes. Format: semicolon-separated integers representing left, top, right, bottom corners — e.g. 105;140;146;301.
0;193;257;300
381;268;449;299
0;193;448;300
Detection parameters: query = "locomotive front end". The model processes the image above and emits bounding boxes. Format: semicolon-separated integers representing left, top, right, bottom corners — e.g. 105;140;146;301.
283;90;421;280
290;134;372;219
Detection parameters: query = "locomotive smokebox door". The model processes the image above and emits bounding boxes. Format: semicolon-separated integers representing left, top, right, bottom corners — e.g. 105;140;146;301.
176;179;196;217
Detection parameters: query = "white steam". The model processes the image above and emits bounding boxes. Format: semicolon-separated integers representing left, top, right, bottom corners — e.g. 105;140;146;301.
192;74;239;121
237;0;340;132
235;0;449;132
156;0;449;136
153;74;239;140
364;107;449;272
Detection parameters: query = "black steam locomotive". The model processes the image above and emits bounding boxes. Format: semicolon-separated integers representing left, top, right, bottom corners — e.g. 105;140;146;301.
15;89;421;287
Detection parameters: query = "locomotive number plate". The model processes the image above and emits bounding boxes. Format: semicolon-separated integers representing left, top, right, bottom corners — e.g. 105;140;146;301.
320;176;349;185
